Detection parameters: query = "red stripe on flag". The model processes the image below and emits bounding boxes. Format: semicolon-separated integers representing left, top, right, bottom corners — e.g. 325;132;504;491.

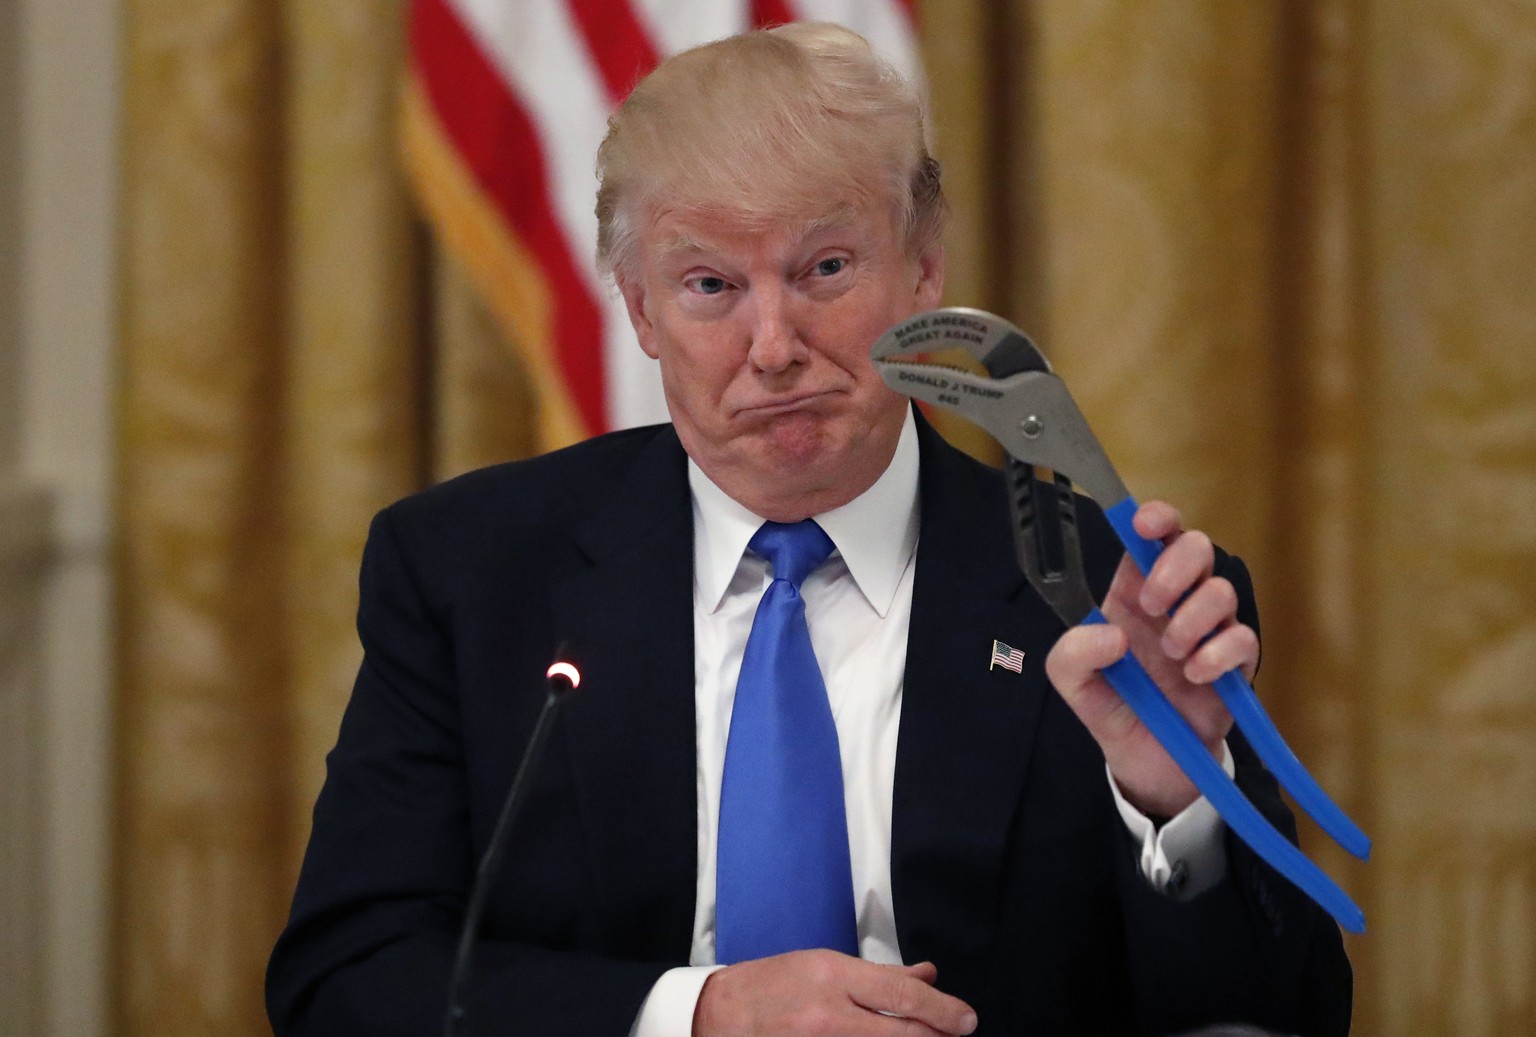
750;0;796;28
567;0;662;104
410;0;608;435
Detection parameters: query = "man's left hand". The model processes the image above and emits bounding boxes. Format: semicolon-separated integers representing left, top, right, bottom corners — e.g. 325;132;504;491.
1044;500;1258;817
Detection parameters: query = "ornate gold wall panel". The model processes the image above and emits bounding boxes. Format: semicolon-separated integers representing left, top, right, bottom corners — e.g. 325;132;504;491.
118;1;423;1033
431;252;541;480
1030;2;1285;574
119;3;290;1032
1259;0;1378;1003
280;3;424;856
1365;2;1536;1031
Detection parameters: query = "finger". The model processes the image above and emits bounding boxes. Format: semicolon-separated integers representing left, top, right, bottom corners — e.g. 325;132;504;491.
1183;622;1260;685
1045;624;1129;707
850;967;976;1036
1159;576;1239;661
1131;499;1183;542
1046;625;1145;746
1100;552;1148;620
881;1018;973;1037
1138;529;1214;617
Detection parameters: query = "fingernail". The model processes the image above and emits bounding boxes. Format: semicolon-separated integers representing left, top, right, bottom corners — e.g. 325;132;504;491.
961;1011;978;1034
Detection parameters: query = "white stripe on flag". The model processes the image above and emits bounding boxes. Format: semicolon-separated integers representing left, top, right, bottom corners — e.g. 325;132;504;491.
787;0;922;86
631;0;751;59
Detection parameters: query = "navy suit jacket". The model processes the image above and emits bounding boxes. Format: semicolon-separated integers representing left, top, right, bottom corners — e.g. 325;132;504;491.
267;418;1351;1036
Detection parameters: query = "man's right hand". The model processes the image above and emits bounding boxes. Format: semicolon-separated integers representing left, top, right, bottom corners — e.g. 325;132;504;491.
692;950;978;1037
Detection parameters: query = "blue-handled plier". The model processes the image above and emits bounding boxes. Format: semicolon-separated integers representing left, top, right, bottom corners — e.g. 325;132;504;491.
871;307;1370;933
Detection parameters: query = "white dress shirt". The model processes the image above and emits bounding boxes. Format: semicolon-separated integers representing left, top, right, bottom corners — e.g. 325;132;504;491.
632;412;1229;1035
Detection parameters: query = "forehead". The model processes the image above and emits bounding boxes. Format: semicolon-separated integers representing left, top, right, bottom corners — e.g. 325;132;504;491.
643;200;894;264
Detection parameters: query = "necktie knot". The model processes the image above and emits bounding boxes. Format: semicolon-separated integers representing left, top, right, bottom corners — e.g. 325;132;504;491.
750;520;836;589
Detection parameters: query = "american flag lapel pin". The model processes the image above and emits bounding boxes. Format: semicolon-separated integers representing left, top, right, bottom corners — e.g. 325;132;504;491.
990;639;1025;673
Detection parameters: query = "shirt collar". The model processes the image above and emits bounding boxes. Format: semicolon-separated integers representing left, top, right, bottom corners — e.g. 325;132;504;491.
689;409;921;617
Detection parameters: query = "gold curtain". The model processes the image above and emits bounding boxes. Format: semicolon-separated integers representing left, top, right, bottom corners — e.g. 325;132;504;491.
116;1;530;1032
116;1;1535;1034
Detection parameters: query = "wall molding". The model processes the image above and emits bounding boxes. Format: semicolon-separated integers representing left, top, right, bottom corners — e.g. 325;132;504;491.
0;478;54;1037
0;479;52;569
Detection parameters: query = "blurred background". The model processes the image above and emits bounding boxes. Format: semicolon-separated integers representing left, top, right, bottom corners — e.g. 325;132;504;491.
1;0;1532;1034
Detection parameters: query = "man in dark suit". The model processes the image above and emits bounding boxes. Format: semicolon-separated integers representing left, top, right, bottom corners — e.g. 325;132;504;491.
267;23;1350;1037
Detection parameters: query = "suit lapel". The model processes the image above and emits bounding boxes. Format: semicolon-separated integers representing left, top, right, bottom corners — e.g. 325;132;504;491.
891;421;1067;975
549;429;699;958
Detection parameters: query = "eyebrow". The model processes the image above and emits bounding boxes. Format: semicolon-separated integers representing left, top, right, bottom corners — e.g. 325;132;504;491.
656;232;713;259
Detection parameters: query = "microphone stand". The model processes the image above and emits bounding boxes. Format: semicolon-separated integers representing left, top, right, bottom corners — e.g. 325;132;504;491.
442;656;579;1037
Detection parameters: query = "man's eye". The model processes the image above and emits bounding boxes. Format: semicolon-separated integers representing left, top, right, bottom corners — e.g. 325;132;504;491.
692;276;727;295
814;257;846;277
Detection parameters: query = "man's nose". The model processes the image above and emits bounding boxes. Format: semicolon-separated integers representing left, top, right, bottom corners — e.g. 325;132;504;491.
745;286;809;374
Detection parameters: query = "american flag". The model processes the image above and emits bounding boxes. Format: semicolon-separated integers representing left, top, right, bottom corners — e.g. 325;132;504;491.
402;0;922;452
990;640;1025;674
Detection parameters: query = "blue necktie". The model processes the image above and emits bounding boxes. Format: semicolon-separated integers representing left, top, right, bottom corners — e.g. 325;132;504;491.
716;520;858;964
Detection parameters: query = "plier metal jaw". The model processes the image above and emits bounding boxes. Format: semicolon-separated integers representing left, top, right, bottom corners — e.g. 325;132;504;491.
872;307;1370;933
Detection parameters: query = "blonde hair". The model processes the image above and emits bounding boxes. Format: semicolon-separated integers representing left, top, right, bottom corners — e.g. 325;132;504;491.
595;22;945;283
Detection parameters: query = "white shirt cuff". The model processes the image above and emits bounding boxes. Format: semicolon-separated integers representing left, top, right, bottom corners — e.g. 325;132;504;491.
629;965;725;1037
1108;741;1233;900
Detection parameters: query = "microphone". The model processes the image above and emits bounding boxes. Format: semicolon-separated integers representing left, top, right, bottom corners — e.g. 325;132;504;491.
443;647;581;1037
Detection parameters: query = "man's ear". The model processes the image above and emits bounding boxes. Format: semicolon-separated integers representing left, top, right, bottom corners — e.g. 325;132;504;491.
619;276;660;359
914;244;945;311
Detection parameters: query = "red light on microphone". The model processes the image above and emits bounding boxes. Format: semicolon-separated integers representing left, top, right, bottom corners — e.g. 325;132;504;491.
545;661;581;690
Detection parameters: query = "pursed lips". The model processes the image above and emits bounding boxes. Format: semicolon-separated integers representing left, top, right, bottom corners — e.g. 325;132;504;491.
733;390;839;417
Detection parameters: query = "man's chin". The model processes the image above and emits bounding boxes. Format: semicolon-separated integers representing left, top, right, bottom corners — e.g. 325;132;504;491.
751;411;836;464
747;426;891;502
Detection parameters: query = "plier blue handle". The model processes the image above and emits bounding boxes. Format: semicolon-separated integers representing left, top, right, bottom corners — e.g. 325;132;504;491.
872;307;1369;933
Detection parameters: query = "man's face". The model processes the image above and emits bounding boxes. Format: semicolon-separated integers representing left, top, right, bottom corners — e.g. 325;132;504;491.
619;200;944;521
